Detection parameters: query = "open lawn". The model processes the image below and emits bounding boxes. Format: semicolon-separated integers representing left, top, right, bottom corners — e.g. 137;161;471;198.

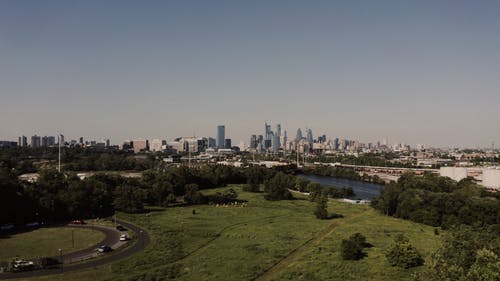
0;227;105;262
30;185;442;281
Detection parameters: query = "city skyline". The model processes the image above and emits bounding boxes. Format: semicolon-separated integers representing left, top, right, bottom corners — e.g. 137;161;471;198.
1;1;500;147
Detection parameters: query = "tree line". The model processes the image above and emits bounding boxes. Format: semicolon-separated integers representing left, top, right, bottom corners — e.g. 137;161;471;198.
371;173;500;280
0;164;297;226
301;165;386;185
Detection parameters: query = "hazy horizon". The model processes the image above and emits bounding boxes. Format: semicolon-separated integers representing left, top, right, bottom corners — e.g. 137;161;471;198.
2;1;499;148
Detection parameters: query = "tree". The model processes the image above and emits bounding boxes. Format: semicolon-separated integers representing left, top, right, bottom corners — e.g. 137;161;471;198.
263;172;293;201
307;182;322;202
386;235;424;269
314;195;328;219
183;184;204;204
466;249;500;281
113;185;145;213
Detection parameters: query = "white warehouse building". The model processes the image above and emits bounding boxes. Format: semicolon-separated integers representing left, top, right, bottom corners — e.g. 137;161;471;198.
439;167;468;182
482;168;500;190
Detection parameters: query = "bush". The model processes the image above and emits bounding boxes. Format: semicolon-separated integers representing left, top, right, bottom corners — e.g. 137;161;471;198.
340;239;364;260
385;235;424;269
340;233;368;260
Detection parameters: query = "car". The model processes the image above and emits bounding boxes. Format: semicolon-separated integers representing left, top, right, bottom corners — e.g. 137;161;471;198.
96;245;112;253
12;259;35;272
25;222;40;227
116;225;126;231
119;234;129;241
70;220;86;225
1;224;14;231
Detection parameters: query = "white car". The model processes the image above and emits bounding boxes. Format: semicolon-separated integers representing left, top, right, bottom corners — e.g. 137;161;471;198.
119;234;129;241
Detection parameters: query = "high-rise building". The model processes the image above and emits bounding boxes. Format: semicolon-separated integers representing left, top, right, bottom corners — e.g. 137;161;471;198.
276;124;281;138
31;135;41;148
79;137;84;144
306;129;313;143
250;135;257;149
217;125;225;149
59;134;65;145
224;138;232;149
208;137;216;148
296;128;303;141
18;135;27;147
48;136;56;146
265;122;272;140
272;134;280;153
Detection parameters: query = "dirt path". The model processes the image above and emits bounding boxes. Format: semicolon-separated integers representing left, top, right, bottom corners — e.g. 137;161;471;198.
254;211;365;281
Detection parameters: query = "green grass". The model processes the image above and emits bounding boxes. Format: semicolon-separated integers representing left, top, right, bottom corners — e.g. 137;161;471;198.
0;227;105;261
30;185;442;281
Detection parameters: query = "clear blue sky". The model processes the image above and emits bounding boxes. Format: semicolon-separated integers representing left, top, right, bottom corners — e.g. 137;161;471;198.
1;0;499;147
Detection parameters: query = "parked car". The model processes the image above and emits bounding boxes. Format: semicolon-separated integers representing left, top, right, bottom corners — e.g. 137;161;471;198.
38;257;60;269
12;260;35;272
119;234;129;241
70;220;86;225
96;245;112;253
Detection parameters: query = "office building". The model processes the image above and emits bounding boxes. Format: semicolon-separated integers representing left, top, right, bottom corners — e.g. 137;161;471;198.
208;137;216;148
296;128;303;141
249;134;257;149
31;135;41;148
306;129;313;143
18;135;27;147
224;138;232;149
217;125;225;149
133;139;149;153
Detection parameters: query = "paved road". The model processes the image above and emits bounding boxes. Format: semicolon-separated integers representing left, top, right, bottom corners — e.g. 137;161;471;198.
0;220;150;280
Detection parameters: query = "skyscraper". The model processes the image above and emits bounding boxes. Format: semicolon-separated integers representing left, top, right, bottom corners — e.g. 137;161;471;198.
272;134;280;153
208;137;216;148
265;122;272;141
217;125;225;149
18;135;27;147
31;135;41;148
306;129;313;143
296;128;302;141
250;134;257;149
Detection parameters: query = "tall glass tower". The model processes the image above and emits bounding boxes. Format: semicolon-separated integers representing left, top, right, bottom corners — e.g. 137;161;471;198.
217;125;225;149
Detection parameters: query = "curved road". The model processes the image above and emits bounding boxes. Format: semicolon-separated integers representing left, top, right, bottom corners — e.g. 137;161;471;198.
0;220;150;280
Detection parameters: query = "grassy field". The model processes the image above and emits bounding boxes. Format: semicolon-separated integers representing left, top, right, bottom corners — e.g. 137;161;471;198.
0;227;105;261
29;185;442;281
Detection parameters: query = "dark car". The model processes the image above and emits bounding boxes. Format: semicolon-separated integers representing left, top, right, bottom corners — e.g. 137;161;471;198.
96;245;112;253
116;225;126;231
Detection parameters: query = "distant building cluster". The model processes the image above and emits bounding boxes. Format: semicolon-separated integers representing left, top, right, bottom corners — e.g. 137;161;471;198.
3;134;112;149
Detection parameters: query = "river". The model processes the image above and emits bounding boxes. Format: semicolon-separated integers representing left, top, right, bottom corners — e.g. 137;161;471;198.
301;174;384;200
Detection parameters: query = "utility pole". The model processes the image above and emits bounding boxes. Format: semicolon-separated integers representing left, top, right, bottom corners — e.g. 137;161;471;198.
296;142;300;168
58;134;61;172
